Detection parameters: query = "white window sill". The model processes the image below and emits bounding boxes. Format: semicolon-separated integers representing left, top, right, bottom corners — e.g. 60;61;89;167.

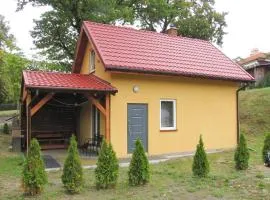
160;128;177;132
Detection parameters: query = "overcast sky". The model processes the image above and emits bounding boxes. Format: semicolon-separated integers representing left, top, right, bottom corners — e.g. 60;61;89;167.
0;0;270;60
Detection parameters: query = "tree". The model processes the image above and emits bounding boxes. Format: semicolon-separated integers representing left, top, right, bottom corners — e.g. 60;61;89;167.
17;0;133;63
3;123;9;134
1;52;29;102
192;135;210;177
18;0;227;63
95;140;119;189
234;133;249;170
61;135;83;194
0;15;17;103
0;78;7;104
0;15;16;51
262;133;270;164
128;139;150;186
22;139;47;195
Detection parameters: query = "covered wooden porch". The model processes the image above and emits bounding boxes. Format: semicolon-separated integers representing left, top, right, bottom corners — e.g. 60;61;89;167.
20;71;117;152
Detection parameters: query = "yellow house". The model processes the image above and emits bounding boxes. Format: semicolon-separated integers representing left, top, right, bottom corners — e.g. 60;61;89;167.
20;21;254;157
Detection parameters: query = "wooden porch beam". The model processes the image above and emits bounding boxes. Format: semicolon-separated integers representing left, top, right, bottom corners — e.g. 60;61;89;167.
105;94;110;143
26;93;31;153
22;86;27;102
31;93;54;117
88;96;106;116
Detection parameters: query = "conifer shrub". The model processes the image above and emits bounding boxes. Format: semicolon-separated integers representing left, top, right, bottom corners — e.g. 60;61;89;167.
262;133;270;164
22;138;47;195
3;123;9;134
192;135;210;177
128;139;150;186
95;141;119;189
62;135;83;194
234;133;249;170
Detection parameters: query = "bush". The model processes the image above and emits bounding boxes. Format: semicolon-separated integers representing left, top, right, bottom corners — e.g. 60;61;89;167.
128;139;150;186
22;138;47;195
3;123;9;134
262;133;270;164
95;141;119;189
234;133;249;170
192;135;210;177
61;135;83;194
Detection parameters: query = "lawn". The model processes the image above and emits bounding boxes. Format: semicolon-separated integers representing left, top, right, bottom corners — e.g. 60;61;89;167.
0;88;270;199
0;110;18;117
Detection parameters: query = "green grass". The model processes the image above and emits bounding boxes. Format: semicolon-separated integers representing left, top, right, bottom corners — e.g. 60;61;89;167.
1;88;270;199
0;110;18;117
239;87;270;135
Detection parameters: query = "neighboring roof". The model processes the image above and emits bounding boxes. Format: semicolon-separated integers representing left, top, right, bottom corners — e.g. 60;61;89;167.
238;52;267;65
23;71;117;93
73;21;254;82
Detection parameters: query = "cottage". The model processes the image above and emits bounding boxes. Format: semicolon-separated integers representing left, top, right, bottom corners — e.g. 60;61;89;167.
20;21;254;157
238;49;270;85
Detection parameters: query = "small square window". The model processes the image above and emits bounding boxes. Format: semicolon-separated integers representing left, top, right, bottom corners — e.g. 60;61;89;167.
160;99;176;130
90;50;95;72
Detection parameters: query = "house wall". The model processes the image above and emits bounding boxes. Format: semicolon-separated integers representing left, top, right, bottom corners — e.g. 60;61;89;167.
79;101;92;145
80;41;239;157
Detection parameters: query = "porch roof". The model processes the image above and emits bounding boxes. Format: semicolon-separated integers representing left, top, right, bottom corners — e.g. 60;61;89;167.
23;71;117;93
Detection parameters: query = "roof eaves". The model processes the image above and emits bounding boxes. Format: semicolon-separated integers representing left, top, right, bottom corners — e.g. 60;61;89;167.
106;65;255;82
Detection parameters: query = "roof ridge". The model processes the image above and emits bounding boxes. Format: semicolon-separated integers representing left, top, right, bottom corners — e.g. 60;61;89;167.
83;21;210;43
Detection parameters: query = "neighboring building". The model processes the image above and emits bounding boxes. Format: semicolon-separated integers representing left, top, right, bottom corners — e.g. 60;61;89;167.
238;49;270;84
20;21;254;157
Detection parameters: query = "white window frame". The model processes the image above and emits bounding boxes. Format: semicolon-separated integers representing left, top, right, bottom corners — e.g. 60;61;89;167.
160;99;176;131
90;50;95;72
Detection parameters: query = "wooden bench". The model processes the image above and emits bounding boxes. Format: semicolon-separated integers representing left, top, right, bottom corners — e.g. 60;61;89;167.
32;131;72;150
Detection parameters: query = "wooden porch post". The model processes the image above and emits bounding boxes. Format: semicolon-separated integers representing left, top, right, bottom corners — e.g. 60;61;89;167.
86;93;111;143
26;93;31;153
105;94;110;143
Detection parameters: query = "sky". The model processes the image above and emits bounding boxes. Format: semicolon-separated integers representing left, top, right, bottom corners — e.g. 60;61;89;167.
0;0;270;60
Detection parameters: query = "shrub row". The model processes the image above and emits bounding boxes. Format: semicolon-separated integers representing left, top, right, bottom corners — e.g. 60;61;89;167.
22;136;150;195
22;133;270;196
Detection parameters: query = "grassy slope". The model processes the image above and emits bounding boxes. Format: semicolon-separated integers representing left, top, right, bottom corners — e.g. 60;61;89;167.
0;89;270;199
239;88;270;135
0;110;18;117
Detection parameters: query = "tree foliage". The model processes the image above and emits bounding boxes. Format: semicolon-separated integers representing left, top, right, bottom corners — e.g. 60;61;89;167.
95;140;119;189
62;135;83;194
3;123;9;134
17;0;227;63
0;15;18;103
192;135;210;177
262;133;270;164
0;15;16;51
22;139;47;195
234;133;249;170
128;139;150;186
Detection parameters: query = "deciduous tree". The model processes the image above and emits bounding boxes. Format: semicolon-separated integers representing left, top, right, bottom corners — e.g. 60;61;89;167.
17;0;227;63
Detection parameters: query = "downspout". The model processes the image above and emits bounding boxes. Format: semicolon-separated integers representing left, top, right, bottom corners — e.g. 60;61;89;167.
236;83;248;143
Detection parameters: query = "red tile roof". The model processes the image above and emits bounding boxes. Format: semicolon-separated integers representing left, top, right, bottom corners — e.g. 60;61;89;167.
75;21;254;82
238;52;266;65
23;71;117;93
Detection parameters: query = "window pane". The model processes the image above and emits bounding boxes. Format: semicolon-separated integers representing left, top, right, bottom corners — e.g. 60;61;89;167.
161;101;174;128
90;51;95;71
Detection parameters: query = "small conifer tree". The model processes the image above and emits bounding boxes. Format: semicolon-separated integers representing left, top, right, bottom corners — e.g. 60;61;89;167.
192;135;210;177
95;141;119;189
22;138;47;195
3;123;9;134
262;133;270;164
61;135;83;194
234;133;249;170
128;139;150;186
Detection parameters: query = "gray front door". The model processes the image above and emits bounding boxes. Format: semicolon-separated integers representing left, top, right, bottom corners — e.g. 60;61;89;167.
127;104;148;153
